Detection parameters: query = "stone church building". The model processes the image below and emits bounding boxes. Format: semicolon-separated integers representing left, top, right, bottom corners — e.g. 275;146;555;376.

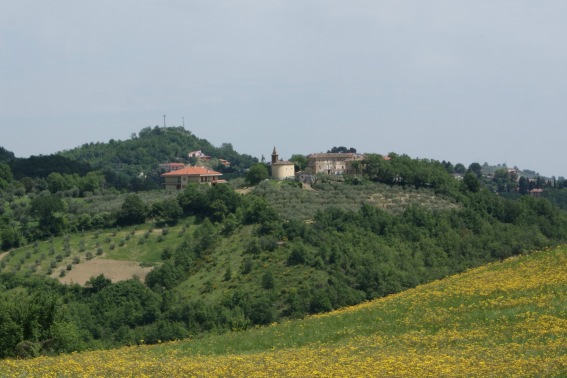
271;147;295;180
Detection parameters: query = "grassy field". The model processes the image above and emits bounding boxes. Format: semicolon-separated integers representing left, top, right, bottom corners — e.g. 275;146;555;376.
2;245;565;377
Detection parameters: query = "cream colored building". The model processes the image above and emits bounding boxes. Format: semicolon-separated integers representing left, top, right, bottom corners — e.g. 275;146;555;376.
271;147;295;180
307;153;357;175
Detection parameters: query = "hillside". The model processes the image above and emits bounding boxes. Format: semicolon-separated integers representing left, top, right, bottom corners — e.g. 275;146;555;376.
2;173;567;359
2;245;565;377
4;143;567;363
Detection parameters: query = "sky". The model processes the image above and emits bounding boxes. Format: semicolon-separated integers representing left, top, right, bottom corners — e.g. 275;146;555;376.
1;1;566;177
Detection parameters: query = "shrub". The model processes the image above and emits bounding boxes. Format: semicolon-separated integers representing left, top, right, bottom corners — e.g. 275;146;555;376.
241;258;254;274
161;248;172;260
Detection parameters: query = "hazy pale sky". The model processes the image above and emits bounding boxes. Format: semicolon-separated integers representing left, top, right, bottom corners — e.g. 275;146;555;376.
1;1;566;176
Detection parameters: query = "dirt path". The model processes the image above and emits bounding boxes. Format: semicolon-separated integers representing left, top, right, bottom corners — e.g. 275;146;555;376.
0;252;8;261
54;259;154;286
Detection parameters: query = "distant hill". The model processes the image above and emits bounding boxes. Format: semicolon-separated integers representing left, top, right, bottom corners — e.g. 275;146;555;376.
8;126;258;190
60;126;257;189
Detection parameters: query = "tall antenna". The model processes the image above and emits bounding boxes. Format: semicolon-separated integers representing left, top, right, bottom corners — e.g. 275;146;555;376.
163;114;166;127
182;116;185;128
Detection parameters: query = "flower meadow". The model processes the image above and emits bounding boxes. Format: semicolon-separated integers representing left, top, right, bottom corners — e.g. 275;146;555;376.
1;246;566;377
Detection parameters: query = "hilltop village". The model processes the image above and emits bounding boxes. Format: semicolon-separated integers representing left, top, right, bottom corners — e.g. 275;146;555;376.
159;146;547;198
159;146;374;190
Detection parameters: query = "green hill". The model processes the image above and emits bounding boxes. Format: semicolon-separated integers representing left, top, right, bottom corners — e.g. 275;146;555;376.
3;146;567;362
7;126;257;190
2;244;565;377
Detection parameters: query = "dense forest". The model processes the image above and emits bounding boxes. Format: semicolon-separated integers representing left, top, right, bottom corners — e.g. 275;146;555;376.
1;135;567;358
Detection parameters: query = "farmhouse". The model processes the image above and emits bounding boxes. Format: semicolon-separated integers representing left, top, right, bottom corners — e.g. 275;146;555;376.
307;153;357;175
271;147;295;180
161;166;224;190
188;150;211;161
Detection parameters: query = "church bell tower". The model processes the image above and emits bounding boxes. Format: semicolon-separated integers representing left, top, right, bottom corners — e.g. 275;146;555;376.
271;146;278;165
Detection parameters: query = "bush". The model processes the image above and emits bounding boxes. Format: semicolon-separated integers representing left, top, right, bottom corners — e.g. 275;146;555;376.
261;270;275;290
14;340;41;359
241;258;254;274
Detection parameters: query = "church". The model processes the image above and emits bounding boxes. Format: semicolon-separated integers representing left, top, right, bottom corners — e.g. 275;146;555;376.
271;147;295;180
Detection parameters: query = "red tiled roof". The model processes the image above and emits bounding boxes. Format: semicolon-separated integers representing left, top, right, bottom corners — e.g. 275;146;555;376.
161;166;222;177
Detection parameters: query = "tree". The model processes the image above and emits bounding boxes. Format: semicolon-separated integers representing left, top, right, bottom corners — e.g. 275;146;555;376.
1;227;21;251
79;171;106;194
289;154;308;171
246;163;269;185
454;163;466;174
519;176;529;195
0;162;13;189
177;184;209;216
116;194;148;226
261;270;275;290
30;193;66;235
467;162;482;178
86;274;112;293
328;146;356;153
47;172;74;194
463;172;480;193
151;198;182;223
0;146;15;163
